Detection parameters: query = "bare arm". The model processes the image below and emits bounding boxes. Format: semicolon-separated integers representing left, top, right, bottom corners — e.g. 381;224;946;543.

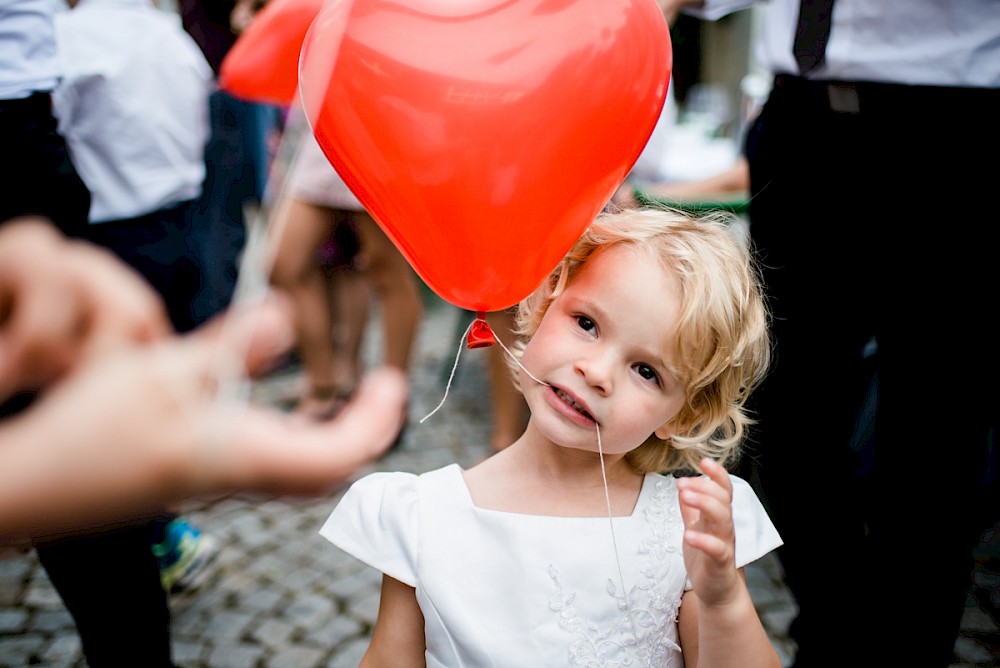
361;574;426;668
642;156;749;201
0;296;407;540
675;458;780;668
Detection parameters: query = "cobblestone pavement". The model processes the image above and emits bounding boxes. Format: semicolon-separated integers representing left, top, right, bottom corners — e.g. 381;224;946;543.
1;295;997;667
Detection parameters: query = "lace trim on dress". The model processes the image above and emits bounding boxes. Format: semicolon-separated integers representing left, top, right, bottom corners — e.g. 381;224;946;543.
548;478;685;667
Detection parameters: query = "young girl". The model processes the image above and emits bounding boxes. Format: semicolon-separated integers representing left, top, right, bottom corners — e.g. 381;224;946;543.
321;206;781;667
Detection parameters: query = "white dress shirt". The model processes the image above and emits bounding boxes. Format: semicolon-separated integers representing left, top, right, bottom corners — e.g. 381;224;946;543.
0;0;61;99
692;0;1000;88
52;0;214;223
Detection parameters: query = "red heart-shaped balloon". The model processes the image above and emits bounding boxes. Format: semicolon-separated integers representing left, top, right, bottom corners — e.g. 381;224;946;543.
300;0;671;311
219;0;325;106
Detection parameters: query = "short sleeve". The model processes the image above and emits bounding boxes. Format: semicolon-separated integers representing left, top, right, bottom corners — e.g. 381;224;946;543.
730;475;783;568
319;471;420;586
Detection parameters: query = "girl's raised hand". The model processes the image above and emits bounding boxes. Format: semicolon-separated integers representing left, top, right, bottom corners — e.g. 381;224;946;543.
675;457;742;607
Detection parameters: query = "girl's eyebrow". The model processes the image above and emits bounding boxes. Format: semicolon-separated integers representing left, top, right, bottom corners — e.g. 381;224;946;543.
567;295;605;320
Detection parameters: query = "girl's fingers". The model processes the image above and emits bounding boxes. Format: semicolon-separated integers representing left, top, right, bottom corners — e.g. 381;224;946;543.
678;459;736;543
683;527;729;560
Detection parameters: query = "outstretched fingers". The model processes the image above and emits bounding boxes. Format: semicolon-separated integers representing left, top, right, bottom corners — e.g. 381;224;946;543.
185;295;409;497
209;368;408;496
677;459;734;552
676;458;741;604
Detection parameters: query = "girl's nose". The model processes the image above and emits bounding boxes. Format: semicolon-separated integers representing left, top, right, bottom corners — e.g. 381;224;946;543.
574;349;614;395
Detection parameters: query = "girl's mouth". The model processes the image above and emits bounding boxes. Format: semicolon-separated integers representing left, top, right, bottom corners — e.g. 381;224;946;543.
553;387;596;423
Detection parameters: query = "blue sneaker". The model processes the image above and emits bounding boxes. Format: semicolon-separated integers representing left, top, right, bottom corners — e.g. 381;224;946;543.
152;518;219;593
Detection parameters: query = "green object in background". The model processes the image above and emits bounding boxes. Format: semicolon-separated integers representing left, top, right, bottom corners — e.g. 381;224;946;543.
634;187;750;216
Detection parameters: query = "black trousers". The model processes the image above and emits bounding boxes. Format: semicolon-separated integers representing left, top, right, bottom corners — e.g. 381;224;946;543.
741;75;1000;667
83;200;205;334
0;92;90;238
35;523;174;667
186;89;261;326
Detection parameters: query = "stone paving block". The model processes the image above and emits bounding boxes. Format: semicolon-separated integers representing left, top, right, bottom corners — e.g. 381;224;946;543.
31;608;74;632
40;633;81;665
270;644;328;668
249;552;294;583
277;562;325;592
0;555;31;582
327;569;378;600
250;617;295;649
22;576;62;608
350;586;381;624
284;592;336;630
951;634;996;666
177;583;230;612
0;589;22;608
206;641;266;668
771;638;797;668
239;587;285;613
228;514;270;544
328;637;369;668
759;604;797;642
202;609;256;641
172;638;209;666
0;634;49;667
172;607;212;637
305;614;365;648
215;569;259;597
0;609;27;634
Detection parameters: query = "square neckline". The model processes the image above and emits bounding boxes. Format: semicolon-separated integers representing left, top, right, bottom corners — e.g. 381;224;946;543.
445;463;664;520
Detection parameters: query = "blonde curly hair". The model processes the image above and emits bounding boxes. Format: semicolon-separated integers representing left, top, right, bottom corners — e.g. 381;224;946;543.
509;205;771;475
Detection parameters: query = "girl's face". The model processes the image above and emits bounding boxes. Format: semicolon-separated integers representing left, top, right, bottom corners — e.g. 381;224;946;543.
520;244;686;456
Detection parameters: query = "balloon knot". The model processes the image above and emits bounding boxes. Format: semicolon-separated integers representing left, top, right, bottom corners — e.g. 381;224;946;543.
466;311;495;349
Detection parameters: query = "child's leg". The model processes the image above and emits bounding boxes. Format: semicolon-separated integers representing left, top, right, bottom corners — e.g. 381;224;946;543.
267;197;346;417
326;263;371;395
353;211;423;372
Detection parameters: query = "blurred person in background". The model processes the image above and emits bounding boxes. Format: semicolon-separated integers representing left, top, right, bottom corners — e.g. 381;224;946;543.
176;0;283;324
0;0;90;238
37;0;220;662
268;105;423;446
662;1;1000;666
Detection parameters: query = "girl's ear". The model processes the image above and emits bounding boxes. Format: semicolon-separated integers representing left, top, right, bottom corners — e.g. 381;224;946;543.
654;422;674;441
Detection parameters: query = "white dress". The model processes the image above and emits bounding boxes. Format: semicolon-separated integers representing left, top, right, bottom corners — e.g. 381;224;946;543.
320;464;782;668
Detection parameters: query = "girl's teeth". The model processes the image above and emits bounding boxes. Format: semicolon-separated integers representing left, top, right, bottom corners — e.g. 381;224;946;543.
556;390;591;418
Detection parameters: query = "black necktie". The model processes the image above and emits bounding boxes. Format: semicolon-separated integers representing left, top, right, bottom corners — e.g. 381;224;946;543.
793;0;835;74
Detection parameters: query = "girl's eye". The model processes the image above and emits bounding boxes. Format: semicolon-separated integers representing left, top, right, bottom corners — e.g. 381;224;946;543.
634;363;660;385
575;315;596;334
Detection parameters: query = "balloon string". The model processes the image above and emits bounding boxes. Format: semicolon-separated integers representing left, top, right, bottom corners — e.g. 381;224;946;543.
419;318;475;424
596;424;639;646
420;314;551;425
491;320;548;388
